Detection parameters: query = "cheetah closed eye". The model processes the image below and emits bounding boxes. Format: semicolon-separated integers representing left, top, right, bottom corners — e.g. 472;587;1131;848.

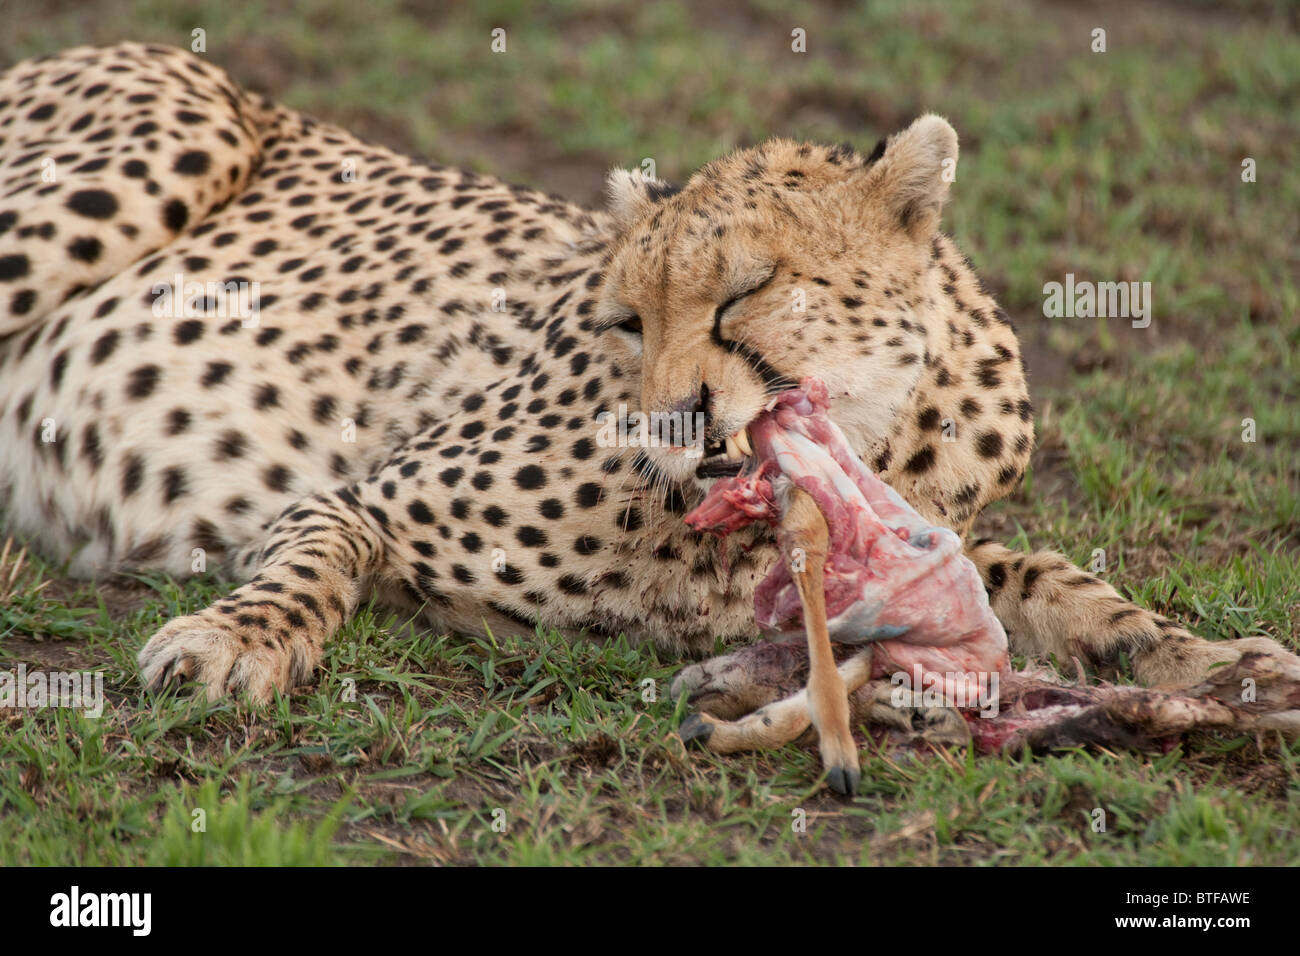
1;42;1294;712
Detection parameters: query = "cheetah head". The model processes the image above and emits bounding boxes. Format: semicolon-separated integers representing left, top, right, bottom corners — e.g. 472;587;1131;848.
595;114;959;492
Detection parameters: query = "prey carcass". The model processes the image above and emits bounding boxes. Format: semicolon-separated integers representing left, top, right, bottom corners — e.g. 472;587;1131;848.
677;379;1300;792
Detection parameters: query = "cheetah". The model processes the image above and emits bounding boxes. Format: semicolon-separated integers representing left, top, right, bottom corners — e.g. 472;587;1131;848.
0;43;1285;705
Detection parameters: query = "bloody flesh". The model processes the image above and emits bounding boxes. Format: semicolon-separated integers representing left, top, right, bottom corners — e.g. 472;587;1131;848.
685;378;1009;702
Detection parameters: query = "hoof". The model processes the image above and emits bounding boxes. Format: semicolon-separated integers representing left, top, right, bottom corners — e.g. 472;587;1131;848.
678;713;714;748
826;765;860;796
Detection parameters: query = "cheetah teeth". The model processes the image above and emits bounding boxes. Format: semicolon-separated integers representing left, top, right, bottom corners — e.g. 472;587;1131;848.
724;426;753;459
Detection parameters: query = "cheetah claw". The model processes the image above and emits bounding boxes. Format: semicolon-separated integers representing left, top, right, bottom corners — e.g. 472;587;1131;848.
138;615;317;704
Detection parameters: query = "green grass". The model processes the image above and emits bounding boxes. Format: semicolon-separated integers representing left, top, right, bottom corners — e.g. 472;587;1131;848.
1;0;1298;864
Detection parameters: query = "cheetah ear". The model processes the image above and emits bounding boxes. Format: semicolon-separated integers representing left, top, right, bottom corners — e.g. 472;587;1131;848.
862;114;958;240
604;167;680;230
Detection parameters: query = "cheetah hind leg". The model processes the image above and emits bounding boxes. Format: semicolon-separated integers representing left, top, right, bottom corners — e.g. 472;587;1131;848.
965;539;1300;688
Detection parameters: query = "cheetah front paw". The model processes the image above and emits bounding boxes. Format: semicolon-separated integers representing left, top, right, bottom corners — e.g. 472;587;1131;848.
138;613;321;704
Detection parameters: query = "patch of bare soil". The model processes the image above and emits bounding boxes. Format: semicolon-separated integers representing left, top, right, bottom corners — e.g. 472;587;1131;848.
38;574;156;621
2;635;104;672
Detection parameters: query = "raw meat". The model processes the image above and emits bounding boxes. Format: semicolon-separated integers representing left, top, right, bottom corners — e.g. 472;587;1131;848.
685;377;1008;704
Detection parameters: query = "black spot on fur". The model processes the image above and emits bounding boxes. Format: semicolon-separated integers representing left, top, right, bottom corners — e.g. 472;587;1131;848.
515;464;546;490
0;254;30;281
1021;566;1041;601
976;431;1003;458
263;465;292;492
174;319;204;344
67;236;103;263
201;361;233;387
162;199;188;232
902;446;936;474
121;454;145;496
66;189;118;219
172;150;211;176
126;364;161;399
162;466;188;503
575;482;603;508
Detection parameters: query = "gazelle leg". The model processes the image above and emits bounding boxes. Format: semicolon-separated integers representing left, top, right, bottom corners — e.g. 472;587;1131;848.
782;487;861;793
679;650;874;755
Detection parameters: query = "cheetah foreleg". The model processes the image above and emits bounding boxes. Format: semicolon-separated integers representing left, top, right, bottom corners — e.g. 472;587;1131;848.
138;490;384;703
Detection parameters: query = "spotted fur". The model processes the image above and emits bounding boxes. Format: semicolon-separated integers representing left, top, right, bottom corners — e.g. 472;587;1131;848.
0;44;1282;701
